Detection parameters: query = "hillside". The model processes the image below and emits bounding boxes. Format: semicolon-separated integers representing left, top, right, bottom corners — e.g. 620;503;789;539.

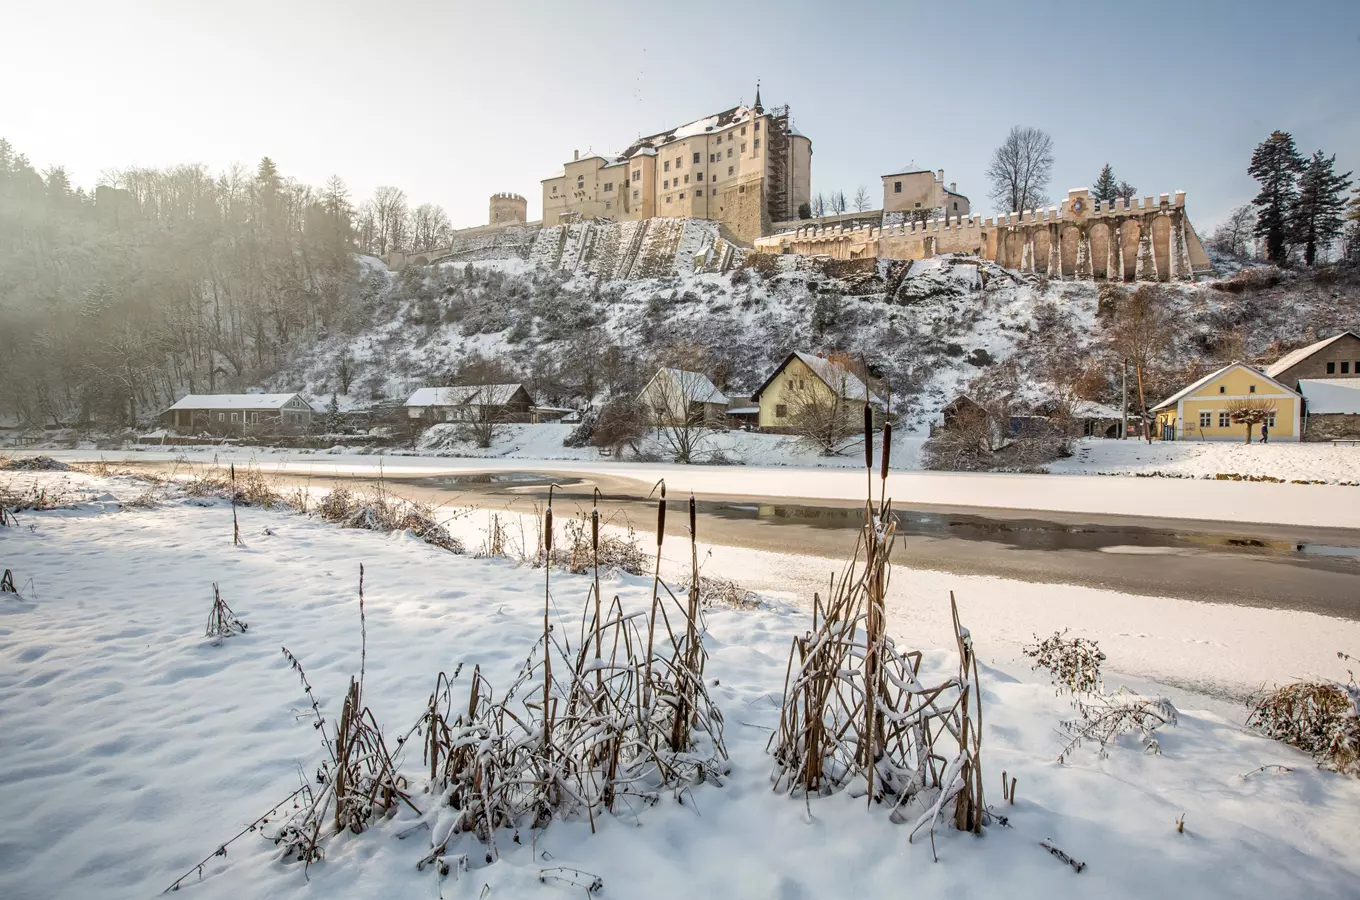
269;227;1360;434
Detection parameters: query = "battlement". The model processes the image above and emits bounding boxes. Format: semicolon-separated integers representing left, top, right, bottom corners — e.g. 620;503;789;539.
491;192;526;202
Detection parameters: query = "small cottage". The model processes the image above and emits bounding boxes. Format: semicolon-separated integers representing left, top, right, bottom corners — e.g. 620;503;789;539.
163;393;314;433
637;368;729;427
1265;331;1360;390
405;384;535;423
752;352;887;431
1152;363;1301;442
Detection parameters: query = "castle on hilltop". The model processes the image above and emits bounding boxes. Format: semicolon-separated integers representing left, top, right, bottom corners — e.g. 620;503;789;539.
540;86;812;244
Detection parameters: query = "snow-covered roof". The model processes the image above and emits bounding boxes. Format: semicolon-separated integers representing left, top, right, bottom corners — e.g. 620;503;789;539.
791;352;886;406
1151;363;1298;411
406;384;527;407
651;368;729;405
727;406;760;415
619;105;754;159
166;393;309;412
1299;378;1360;415
1265;332;1360;377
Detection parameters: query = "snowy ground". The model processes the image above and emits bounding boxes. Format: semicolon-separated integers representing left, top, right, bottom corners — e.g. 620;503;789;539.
1049;438;1360;484
3;471;1359;899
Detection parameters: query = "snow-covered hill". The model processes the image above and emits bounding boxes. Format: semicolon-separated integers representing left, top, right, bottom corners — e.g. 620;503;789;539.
269;232;1359;435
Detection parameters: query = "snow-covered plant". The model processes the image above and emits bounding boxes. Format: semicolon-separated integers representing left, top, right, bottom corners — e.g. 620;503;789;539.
1057;689;1177;763
317;485;463;554
204;583;247;643
1248;652;1360;777
1024;629;1105;695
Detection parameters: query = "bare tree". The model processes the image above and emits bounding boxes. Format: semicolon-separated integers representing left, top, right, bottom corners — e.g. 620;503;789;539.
462;383;519;449
1108;285;1179;445
1114;180;1138;202
1208;205;1256;257
410;202;452;251
1227;398;1277;444
370;185;408;255
986;125;1054;214
811;192;827;218
852;185;873;213
829;191;848;215
639;365;722;463
784;354;875;456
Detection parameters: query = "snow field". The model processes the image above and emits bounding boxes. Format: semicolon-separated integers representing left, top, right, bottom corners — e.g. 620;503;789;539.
2;472;1360;899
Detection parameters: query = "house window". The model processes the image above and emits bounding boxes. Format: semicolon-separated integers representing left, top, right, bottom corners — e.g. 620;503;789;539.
754;139;760;150
664;160;670;171
693;152;700;164
230;413;238;423
894;181;902;193
1218;411;1231;428
1219;385;1226;393
251;412;259;424
1268;413;1277;427
776;404;787;418
1327;362;1336;373
914;201;921;208
1344;362;1352;374
218;413;225;422
728;165;734;177
1249;385;1255;393
1199;411;1212;428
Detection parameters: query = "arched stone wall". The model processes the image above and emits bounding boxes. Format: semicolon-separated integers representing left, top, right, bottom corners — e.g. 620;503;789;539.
1060;226;1080;277
1089;222;1111;280
1032;228;1051;275
1151;216;1172;281
1119;221;1141;283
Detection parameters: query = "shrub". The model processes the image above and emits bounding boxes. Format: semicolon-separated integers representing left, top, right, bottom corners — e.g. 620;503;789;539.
1024;629;1105;695
1248;653;1360;777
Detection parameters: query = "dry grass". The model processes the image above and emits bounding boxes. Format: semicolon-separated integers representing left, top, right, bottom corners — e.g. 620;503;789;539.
0;455;71;471
1249;654;1360;777
204;583;248;643
317;486;464;554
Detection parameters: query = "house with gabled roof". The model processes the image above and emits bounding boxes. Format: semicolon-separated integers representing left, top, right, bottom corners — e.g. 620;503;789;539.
751;351;887;431
404;384;534;423
162;393;314;433
1264;331;1360;390
638;368;729;427
1152;363;1301;441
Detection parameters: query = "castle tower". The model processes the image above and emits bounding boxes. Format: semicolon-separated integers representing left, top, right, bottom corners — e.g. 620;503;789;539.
489;192;527;226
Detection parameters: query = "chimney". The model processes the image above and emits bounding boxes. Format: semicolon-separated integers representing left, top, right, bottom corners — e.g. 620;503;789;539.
574;149;580;161
937;169;944;181
950;182;956;192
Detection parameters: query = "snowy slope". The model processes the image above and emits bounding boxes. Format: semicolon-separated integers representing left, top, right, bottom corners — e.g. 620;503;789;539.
2;471;1359;900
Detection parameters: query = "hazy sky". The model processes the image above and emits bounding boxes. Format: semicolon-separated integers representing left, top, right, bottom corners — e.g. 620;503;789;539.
3;0;1357;231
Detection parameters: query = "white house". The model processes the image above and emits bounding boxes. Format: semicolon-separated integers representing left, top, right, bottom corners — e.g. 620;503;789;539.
404;384;535;422
637;368;729;426
163;393;314;431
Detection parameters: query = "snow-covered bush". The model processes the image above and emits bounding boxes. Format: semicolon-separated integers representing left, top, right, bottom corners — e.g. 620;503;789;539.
317;486;464;554
1058;690;1177;762
1024;629;1106;695
1249;652;1360;777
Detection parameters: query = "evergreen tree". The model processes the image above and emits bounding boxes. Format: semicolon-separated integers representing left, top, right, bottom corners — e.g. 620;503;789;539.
1091;164;1118;203
1247;130;1305;264
1291;150;1353;266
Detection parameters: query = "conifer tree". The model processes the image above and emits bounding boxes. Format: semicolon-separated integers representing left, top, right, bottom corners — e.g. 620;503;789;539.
1091;164;1118;203
1291;150;1353;266
1247;130;1305;264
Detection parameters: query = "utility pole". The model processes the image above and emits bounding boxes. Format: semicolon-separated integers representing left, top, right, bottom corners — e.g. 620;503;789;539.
1120;359;1128;440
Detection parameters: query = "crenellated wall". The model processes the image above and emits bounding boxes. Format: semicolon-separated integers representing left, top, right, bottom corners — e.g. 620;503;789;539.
752;188;1214;281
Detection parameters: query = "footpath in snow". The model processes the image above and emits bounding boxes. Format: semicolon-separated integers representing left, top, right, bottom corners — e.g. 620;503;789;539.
1;470;1358;900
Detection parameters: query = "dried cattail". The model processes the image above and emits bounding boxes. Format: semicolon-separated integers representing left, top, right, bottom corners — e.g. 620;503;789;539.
863;403;874;471
689;494;696;543
880;422;892;480
654;481;666;547
544;507;553;553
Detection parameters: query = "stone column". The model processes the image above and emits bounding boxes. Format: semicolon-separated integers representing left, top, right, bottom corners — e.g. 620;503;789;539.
1135;222;1156;282
1076;228;1093;279
1024;233;1036;273
1047;224;1061;279
1170;212;1192;281
1108;224;1121;282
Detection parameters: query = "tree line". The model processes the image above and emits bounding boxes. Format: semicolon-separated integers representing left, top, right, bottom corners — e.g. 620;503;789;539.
0;138;453;427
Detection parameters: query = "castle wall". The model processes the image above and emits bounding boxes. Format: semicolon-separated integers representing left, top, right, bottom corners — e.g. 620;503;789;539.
753;189;1214;281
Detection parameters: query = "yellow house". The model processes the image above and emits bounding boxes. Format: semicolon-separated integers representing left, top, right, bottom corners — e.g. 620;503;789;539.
751;351;886;430
1152;362;1301;442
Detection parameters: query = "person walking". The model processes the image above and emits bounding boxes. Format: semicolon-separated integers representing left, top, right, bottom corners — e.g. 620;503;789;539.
1260;422;1269;444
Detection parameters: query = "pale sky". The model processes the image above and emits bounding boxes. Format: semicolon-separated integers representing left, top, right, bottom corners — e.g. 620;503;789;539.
3;0;1357;231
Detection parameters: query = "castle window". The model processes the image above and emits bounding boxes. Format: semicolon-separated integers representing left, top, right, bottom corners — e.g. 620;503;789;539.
604;182;613;192
663;179;669;189
633;190;639;200
716;136;722;145
741;126;747;135
741;143;747;153
680;192;685;199
696;171;702;181
605;200;612;210
693;152;700;164
755;120;760;131
664;160;670;171
754;139;760;150
727;148;733;158
953;201;958;210
710;153;716;163
711;189;716;196
894;181;901;193
552;185;557;194
632;170;640;182
684;174;689;184
739;185;745;193
666;195;672;203
728;166;734;177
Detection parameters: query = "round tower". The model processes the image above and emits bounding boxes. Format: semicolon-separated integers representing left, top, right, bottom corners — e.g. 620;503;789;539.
489;192;527;226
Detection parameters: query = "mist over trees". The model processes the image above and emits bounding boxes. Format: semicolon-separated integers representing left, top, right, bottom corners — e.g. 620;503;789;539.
0;137;452;427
